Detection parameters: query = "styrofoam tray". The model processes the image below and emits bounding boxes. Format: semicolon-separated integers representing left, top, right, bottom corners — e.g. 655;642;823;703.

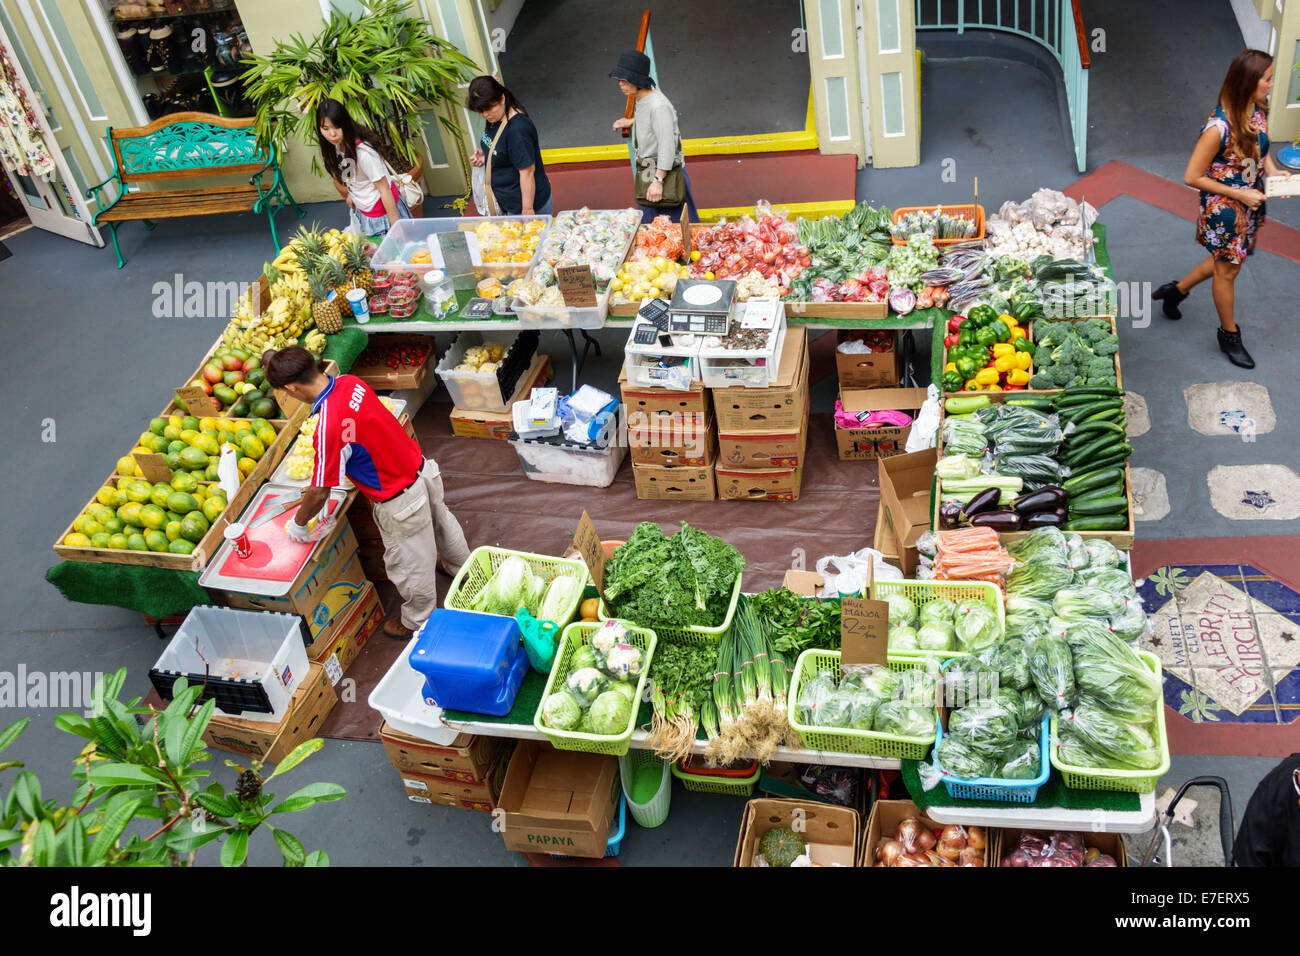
367;636;461;744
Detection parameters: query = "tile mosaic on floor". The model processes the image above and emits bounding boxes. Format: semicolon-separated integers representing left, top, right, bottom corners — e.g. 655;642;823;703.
1242;577;1300;618
1272;669;1299;723
1190;667;1277;723
1255;614;1300;672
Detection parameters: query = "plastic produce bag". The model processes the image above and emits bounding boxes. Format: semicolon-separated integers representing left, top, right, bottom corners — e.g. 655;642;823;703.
1064;620;1160;720
954;601;1003;652
1065;533;1089;570
943;658;998;708
814;547;902;599
1052;587;1129;620
980;637;1031;691
998;739;1042;780
889;625;919;652
885;593;919;628
815;688;857;728
917;622;957;652
1028;635;1076;711
1007;554;1075;599
904;384;942;454
1108;600;1151;643
948;697;1021;755
936;735;996;780
1008;527;1068;563
872;700;936;739
840;663;899;701
919;597;957;628
565;668;609;709
1084;539;1122;568
1056;727;1113;769
796;669;837;725
1062;702;1162;770
897;667;940;708
942;416;988;458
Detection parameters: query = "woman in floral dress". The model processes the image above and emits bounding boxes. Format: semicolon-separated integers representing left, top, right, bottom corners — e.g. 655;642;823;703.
1153;50;1285;369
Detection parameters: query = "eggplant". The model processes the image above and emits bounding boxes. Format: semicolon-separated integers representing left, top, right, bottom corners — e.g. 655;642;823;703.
939;499;963;529
960;487;1004;521
1023;508;1067;528
1012;486;1068;515
969;509;1022;531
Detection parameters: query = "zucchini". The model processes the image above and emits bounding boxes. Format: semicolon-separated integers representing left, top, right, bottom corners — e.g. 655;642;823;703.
1083;408;1126;424
1062;399;1124;423
1071;483;1127;504
1004;396;1055;410
1066;515;1129;531
1054;386;1124;401
945;395;992;414
1068;495;1130;516
1064;420;1128;444
1062;466;1125;495
1081;445;1133;470
1064;434;1128;468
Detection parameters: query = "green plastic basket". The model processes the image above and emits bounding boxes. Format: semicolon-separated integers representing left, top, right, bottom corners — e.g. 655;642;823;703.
619;749;672;828
597;572;742;646
532;621;657;756
1049;650;1170;794
670;757;761;796
873;578;1003;672
445;546;590;623
788;649;935;759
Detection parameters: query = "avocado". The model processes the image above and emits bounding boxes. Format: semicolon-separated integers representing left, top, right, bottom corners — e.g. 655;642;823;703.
230;398;251;418
250;397;279;420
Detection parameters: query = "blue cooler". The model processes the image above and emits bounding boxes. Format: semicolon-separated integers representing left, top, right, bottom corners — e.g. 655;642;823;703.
408;609;529;716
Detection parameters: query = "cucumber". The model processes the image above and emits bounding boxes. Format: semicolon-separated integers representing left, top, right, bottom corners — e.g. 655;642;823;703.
1062;466;1125;495
1068;495;1130;516
1064;434;1128;468
1062;399;1124;423
1080;446;1133;471
1083;408;1126;424
1066;515;1129;531
1064;420;1128;444
1004;396;1055;410
1053;387;1124;405
1071;483;1127;504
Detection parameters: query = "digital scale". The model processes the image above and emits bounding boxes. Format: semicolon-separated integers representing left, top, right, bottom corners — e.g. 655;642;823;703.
668;279;737;335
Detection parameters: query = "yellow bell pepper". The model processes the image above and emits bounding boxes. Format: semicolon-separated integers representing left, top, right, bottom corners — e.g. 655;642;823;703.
1007;368;1031;387
974;367;1000;386
991;343;1016;358
1000;314;1018;328
994;356;1016;374
985;383;1003;392
1011;326;1028;340
1013;352;1032;371
944;361;958;374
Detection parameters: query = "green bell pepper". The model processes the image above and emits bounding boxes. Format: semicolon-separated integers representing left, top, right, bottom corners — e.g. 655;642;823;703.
989;319;1012;343
975;325;999;348
1013;338;1036;356
957;325;979;347
968;304;997;326
941;371;963;392
955;356;981;380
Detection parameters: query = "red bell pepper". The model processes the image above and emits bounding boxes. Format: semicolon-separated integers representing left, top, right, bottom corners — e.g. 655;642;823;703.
947;315;967;334
943;334;959;348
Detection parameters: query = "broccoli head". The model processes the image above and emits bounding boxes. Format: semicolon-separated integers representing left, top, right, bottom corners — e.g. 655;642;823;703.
1091;334;1119;356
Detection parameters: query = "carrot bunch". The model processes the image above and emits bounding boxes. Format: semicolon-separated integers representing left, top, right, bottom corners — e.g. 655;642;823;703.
933;528;1015;587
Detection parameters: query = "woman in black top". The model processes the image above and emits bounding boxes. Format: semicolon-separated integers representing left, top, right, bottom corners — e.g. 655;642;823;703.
467;76;552;216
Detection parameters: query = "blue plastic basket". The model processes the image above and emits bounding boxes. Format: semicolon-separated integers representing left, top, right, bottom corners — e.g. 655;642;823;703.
934;660;1049;803
550;794;627;859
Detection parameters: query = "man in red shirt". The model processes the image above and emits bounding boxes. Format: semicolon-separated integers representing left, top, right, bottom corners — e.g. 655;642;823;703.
265;347;470;638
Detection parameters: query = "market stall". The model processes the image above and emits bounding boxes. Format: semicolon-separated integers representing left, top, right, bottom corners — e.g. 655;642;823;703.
46;187;1164;864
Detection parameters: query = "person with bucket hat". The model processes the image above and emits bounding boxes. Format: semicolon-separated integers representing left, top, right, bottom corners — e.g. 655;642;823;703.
609;50;698;223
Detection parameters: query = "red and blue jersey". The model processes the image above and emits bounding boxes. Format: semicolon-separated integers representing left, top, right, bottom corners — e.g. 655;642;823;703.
312;374;423;502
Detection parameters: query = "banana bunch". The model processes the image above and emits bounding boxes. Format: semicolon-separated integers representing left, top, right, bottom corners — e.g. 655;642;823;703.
271;246;303;275
270;269;310;306
302;329;326;355
323;228;349;261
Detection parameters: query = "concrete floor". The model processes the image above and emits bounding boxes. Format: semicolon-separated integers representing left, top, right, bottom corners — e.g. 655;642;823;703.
2;0;1292;867
497;0;809;146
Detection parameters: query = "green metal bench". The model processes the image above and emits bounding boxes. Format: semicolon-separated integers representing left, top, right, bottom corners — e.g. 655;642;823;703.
89;112;304;269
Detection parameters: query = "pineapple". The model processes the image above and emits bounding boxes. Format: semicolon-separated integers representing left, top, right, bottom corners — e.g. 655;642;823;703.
343;235;373;294
320;255;353;302
307;268;343;334
293;227;328;273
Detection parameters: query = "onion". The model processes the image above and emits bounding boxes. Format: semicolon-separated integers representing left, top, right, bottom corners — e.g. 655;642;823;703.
959;846;986;867
1087;854;1118;867
1083;847;1100;865
924;849;955;867
940;825;967;849
895;817;924;853
897;853;928;867
967;826;986;851
1002;848;1033;867
876;839;904;866
915;828;937;852
936;840;962;862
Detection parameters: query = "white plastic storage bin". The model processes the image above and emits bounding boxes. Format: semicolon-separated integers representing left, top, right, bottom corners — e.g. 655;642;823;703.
435;329;540;412
367;637;461;745
698;313;788;389
509;418;627;487
624;351;701;389
369;215;552;285
148;606;307;722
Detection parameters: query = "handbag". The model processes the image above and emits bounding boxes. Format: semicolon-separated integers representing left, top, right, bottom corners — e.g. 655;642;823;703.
382;155;424;210
634;157;686;207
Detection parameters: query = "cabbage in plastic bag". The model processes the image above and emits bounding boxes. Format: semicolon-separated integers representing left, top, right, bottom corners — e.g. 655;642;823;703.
998;738;1042;780
948;697;1020;755
815;688;857;728
955;601;1003;652
886;593;919;628
1028;635;1076;711
919;598;957;628
1064;702;1162;769
797;669;837;725
936;735;995;780
1065;533;1089;570
917;622;957;652
839;663;900;702
888;624;919;653
897;667;940;708
541;691;582;730
872;700;936;739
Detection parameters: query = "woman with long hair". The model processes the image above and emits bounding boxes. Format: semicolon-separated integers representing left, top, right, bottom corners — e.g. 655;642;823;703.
467;76;551;216
1153;50;1283;368
315;98;409;237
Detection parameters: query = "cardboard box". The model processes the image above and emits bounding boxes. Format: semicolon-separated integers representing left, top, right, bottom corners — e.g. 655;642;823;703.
202;662;337;763
628;411;714;467
835;331;899;387
872;500;919;575
400;755;510;811
717;411;809;469
860;799;992;867
781;569;825;596
222;525;370;647
449;355;552;440
496;741;619;858
632;463;716;501
619;366;711;423
734;797;860;867
757;763;871;822
715;463;803;502
351;334;436;391
712;327;809;431
878;448;936;550
834;387;928;461
308;581;383;682
379;723;510;782
992;827;1128;867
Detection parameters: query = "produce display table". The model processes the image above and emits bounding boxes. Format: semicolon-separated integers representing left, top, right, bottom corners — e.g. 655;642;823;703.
924;792;1156;834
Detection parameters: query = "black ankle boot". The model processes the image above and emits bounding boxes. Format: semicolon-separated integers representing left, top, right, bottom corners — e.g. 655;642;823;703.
1218;326;1255;369
1152;281;1187;320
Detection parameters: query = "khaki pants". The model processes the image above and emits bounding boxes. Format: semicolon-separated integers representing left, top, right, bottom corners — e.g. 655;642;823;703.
372;459;471;630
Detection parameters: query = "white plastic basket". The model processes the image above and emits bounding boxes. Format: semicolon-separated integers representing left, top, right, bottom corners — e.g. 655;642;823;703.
367;636;461;745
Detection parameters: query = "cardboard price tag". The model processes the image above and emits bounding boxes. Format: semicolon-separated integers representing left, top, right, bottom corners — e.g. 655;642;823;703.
839;596;890;667
174;385;219;417
556;265;598;308
572;511;605;598
132;453;174;485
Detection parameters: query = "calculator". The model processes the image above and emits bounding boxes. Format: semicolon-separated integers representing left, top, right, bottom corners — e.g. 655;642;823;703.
631;322;660;346
637;298;671;329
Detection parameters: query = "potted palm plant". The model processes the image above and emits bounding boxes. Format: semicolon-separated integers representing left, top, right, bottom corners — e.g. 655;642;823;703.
241;0;479;215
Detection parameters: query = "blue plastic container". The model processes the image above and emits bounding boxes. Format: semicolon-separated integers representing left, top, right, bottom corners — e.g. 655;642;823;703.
408;609;529;717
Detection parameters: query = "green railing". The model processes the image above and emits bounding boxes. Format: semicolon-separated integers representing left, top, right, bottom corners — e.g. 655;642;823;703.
915;0;1090;170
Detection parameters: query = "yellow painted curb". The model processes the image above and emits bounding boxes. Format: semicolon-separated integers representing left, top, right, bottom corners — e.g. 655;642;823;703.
696;200;854;222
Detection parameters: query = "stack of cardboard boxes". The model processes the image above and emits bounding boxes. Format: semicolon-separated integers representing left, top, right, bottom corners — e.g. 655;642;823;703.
622;368;718;501
380;723;514;812
712;327;811;501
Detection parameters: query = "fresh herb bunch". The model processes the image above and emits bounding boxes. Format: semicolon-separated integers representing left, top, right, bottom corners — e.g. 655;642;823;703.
648;643;715;712
750;587;842;654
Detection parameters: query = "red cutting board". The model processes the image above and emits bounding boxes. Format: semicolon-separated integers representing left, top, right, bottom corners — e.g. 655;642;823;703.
213;498;341;583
